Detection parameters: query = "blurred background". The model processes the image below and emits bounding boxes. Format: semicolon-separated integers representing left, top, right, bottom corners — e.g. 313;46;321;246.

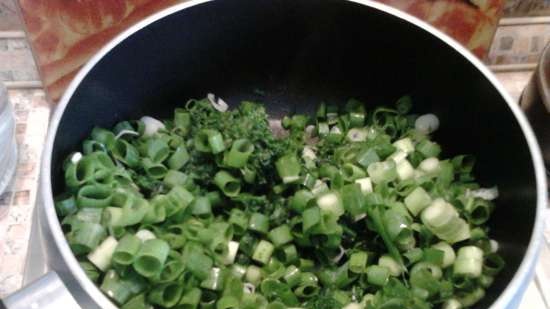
0;0;548;308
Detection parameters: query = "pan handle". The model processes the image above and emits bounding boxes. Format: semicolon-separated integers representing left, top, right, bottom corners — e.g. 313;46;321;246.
1;271;80;309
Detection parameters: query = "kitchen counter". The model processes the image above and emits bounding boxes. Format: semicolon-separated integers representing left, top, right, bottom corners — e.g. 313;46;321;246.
0;89;49;296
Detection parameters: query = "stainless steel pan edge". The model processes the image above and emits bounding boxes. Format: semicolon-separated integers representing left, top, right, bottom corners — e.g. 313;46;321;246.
30;0;547;308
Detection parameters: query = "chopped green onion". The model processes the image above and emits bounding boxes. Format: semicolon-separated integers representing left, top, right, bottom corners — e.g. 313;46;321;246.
253;240;275;264
349;251;368;274
249;213;270;234
121;293;150;309
432;242;456;268
224;139;254;168
149;283;184;308
457;287;485;307
177;288;202;308
393;138;415;153
163;170;188;188
229;208;249;235
417;140;441;158
145;139;170;163
246;265;263;286
196;129;226;153
404;187;432;217
276;154;301;184
87;236;118;271
133;239;170;278
214;171;241;197
76;184;112;208
67;222;106;255
421;199;471;243
290;190;314;213
57;98;502;309
356;148;380;169
316;191;344;217
341;183;365;218
55;194;77;217
100;270;133;305
268;225;293;247
419;157;440;174
201;267;226;291
168;145;190;170
367;160;397;184
342;163;366;182
113;234;142;266
366;265;390;286
378;255;403;277
454;246;483;278
142;158;168;179
347;128;368;144
396;160;414;181
442;298;462;309
186;250;213;281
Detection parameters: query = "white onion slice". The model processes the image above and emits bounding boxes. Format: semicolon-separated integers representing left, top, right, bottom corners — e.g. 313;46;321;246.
135;229;156;242
490;239;499;253
331;245;346;263
222;241;240;265
467;187;499;201
140;116;165;137
87;236;118;271
302;146;317;161
70;152;83;164
354;213;367;222
343;303;362;309
243;283;255;294
207;93;229;112
415;113;440;134
115;129;139;139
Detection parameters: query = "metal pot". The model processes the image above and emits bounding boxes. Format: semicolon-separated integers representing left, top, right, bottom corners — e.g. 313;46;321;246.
2;0;547;308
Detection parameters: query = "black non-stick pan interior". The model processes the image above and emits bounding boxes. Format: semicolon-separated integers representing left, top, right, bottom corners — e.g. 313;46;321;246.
50;0;538;307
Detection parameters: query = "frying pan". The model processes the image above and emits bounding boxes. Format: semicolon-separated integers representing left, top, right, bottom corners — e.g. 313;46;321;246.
1;0;547;308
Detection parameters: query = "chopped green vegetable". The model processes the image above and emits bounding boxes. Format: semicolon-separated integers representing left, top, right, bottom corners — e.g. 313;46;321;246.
57;96;502;309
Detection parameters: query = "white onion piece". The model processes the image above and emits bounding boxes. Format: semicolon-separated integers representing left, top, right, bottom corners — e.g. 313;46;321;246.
414;169;426;179
331;245;346;263
305;125;316;135
207;93;229;112
346;128;368;142
207;93;216;104
140;116;165;137
415;114;440;134
222;241;240;265
354;213;367;222
354;177;373;195
442;299;462;309
243;283;255;294
115;129;139;139
302;146;317;161
419;157;440;174
135;229;156;242
467;187;499;201
389;150;408;164
490;239;499;253
70;152;83;164
343;303;362;309
87;236;118;271
330;125;342;135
